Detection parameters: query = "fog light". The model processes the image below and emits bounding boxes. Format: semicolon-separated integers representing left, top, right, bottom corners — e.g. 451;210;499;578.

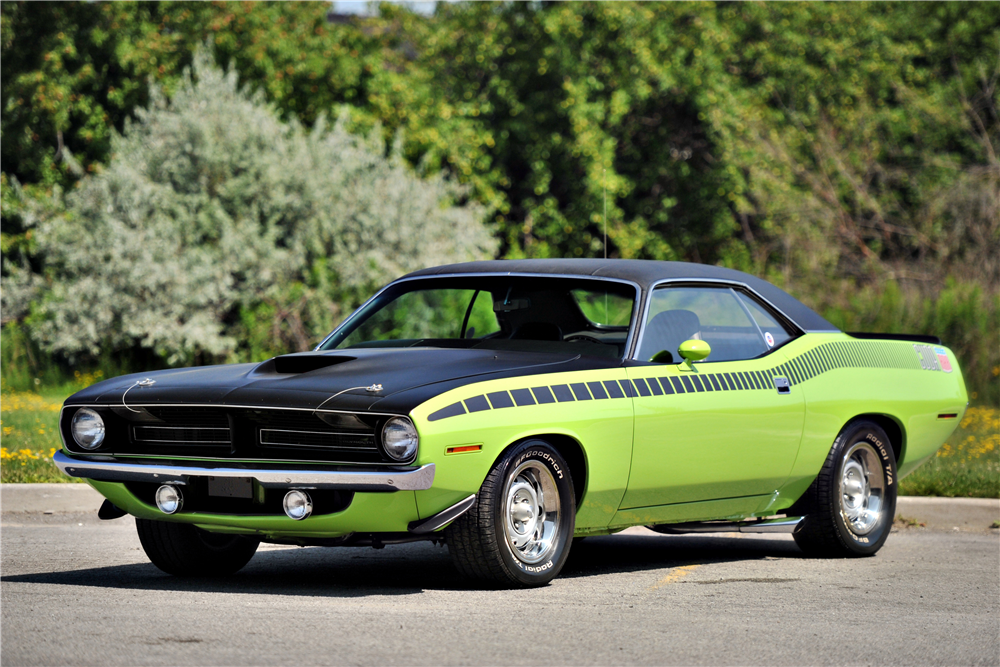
155;484;183;515
283;490;313;521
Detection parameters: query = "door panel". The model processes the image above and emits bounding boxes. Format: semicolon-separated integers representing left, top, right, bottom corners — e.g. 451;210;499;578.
621;356;805;509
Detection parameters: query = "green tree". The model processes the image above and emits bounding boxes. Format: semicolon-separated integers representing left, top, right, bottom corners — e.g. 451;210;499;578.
3;53;495;364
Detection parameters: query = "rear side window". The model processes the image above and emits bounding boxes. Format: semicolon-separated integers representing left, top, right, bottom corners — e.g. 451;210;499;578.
638;286;792;363
736;292;795;350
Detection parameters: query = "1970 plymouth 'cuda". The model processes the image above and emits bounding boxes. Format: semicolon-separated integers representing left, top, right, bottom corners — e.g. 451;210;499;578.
56;260;967;587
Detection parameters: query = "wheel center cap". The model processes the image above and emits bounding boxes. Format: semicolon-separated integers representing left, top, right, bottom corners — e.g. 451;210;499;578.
511;500;534;524
842;462;867;509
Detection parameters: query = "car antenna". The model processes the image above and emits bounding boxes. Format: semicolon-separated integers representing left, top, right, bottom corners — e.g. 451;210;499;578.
603;167;607;260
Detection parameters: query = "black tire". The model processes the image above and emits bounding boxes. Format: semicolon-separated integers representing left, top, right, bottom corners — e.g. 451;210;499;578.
793;420;897;557
446;440;576;588
136;518;260;576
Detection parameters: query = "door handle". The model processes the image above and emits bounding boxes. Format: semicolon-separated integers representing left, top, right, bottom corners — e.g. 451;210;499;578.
773;377;791;394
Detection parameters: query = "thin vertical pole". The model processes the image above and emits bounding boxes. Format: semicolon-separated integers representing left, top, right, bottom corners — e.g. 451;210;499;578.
603;168;607;259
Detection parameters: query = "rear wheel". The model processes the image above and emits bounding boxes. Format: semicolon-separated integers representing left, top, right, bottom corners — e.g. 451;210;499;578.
793;420;897;557
446;440;575;587
136;518;260;576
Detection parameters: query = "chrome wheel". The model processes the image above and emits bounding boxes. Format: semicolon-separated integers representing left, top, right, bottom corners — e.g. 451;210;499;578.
446;440;576;587
503;461;561;564
839;441;885;536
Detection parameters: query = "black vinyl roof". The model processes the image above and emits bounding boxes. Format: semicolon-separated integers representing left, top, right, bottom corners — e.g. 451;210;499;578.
402;259;838;333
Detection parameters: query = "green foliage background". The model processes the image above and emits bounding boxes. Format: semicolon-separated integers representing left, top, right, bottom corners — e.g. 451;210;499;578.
1;1;997;403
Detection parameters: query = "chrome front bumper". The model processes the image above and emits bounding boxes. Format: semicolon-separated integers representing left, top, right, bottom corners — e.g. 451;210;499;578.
54;451;435;492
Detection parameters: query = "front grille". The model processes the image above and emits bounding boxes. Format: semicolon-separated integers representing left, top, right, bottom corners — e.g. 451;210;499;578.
133;425;231;445
259;429;376;450
73;406;393;464
240;409;383;463
128;407;232;454
144;407;231;428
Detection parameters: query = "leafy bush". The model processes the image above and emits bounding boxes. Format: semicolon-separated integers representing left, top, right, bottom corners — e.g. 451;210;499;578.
2;51;496;364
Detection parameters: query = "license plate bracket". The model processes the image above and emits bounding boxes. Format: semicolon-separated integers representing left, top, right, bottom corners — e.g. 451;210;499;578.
207;476;253;499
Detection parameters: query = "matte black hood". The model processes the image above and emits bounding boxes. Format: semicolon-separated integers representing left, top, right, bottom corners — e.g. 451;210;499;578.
65;348;618;415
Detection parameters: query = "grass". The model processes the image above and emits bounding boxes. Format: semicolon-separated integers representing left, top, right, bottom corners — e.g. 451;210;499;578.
2;379;997;497
898;406;999;498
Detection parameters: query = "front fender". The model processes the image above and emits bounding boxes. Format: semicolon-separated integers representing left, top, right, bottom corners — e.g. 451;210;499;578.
410;368;635;530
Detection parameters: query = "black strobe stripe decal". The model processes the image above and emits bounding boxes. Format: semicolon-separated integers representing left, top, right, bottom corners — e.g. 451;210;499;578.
487;391;514;409
634;378;652;397
588;381;610;399
510;388;537;406
532;386;556;404
551;385;575;402
604;381;625;399
429;340;931;419
465;395;491;412
570;383;593;401
428;401;467;422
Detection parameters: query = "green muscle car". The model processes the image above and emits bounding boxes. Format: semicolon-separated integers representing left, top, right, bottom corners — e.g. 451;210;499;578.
56;260;967;587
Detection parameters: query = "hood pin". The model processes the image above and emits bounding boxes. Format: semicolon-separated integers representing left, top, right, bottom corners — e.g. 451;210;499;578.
366;384;383;393
122;378;157;413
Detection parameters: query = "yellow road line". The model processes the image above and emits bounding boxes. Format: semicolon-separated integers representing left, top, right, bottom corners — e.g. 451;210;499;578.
648;563;701;591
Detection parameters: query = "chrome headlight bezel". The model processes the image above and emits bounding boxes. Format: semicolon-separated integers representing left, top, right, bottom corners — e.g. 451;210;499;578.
381;417;419;462
71;408;106;450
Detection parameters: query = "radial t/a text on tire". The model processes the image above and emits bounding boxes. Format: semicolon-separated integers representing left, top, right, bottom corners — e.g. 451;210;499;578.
445;439;576;588
793;420;897;557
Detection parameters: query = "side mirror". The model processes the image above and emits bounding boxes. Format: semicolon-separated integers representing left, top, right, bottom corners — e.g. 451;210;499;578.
678;339;711;370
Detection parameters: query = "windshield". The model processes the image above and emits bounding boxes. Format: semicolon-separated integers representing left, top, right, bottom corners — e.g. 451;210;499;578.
319;276;637;359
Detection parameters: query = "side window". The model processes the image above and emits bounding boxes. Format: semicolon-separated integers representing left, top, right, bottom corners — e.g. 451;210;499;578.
638;286;768;363
736;292;795;350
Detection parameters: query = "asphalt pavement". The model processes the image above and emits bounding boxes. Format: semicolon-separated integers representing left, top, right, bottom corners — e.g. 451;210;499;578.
1;485;998;666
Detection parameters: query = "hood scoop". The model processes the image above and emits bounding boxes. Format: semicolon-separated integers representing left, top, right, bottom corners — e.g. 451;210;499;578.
257;354;357;375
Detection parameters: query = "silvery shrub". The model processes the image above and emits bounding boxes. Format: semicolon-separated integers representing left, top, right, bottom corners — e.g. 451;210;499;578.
3;51;496;364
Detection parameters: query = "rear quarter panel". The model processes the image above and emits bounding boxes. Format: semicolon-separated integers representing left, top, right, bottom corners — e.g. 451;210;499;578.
773;335;968;508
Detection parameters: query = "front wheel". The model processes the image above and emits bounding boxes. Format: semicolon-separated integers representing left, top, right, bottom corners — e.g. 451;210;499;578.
136;518;260;576
446;440;575;587
793;420;897;557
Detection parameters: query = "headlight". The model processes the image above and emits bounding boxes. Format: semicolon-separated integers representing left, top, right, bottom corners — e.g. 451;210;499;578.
71;408;105;450
382;417;418;462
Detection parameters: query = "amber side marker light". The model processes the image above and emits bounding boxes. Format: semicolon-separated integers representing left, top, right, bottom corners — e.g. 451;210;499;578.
937;413;959;420
446;444;483;455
